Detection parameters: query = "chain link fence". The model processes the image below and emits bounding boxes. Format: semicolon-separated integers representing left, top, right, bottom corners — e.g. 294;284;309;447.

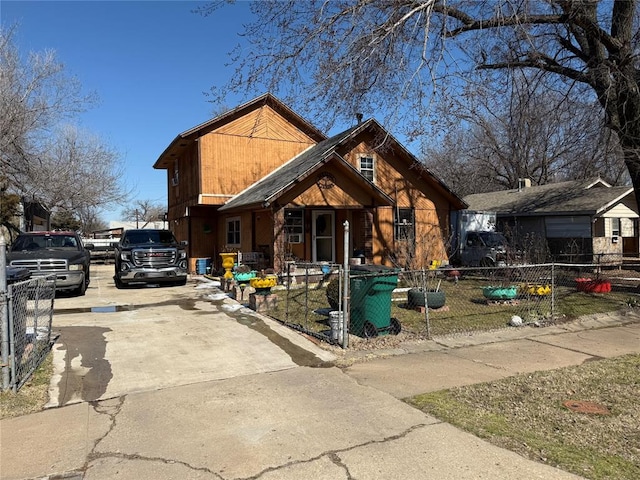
255;260;639;349
1;275;56;392
274;262;345;344
394;264;555;337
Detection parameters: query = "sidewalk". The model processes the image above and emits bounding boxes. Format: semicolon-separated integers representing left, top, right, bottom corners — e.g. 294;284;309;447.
2;310;638;480
343;310;640;398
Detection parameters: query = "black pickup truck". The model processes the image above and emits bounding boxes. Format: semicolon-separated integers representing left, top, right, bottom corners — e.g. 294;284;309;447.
114;229;188;288
7;231;93;295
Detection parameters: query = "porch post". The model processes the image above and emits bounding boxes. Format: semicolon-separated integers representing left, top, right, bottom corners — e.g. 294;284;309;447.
272;208;286;273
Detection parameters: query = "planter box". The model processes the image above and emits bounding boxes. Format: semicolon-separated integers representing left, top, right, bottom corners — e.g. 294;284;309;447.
482;286;518;300
575;278;611;293
407;288;446;309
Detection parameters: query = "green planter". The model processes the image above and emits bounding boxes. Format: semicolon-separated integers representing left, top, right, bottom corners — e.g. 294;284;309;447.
482;285;518;300
407;288;446;309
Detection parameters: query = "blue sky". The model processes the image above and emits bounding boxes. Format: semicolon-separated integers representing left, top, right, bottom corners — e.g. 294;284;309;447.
2;0;255;221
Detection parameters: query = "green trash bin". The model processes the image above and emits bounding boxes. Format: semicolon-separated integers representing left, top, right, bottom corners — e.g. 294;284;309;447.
349;264;400;338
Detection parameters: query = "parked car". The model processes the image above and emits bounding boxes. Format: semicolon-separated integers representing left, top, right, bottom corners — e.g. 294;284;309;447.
6;231;93;296
114;229;188;288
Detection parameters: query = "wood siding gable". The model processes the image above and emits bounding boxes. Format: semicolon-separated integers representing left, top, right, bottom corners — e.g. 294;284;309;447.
199;106;319;202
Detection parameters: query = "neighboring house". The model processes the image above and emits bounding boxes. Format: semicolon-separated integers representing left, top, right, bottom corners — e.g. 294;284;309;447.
153;93;466;272
464;178;639;263
21;201;51;232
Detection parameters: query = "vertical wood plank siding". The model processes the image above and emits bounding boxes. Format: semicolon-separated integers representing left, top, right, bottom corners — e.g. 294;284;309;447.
199;107;316;199
162;104;459;271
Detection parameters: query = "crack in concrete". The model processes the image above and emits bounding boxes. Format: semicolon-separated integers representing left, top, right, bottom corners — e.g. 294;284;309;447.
327;452;354;480
89;396;126;451
242;423;431;480
79;396;224;479
443;350;511;372
84;452;225;479
526;337;607;363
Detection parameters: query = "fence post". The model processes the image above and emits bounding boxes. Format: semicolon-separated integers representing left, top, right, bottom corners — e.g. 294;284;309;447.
342;221;349;349
551;262;555;321
1;237;9;391
420;268;431;339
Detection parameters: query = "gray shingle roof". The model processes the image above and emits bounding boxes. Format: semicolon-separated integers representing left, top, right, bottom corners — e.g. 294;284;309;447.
464;179;635;216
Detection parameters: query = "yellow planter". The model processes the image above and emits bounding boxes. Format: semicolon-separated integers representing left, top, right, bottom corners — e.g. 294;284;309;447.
520;284;552;296
250;276;277;289
219;252;237;279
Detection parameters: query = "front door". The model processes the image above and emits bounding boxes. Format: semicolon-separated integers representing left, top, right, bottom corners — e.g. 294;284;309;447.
312;210;335;263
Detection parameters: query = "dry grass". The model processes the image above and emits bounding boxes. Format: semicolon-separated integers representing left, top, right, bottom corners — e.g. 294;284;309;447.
407;354;640;480
0;353;52;419
272;278;632;338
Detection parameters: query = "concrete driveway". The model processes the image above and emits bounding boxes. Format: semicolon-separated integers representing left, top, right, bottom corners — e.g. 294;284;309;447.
47;264;335;407
2;264;591;480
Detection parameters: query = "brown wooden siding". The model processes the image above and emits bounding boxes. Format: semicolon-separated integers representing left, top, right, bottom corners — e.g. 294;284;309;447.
167;142;202;230
214;106;317;142
199;107;317;198
340;141;451;267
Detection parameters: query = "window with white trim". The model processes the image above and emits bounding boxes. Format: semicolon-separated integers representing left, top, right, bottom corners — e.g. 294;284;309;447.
226;217;241;246
359;155;375;182
285;209;304;243
394;208;415;241
611;217;621;237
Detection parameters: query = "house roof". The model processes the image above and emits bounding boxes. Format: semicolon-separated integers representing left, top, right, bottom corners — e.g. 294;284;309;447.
464;179;636;217
153;93;326;169
219;119;466;212
219;121;392;211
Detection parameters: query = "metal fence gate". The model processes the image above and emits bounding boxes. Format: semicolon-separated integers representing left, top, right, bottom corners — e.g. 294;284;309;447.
1;239;57;392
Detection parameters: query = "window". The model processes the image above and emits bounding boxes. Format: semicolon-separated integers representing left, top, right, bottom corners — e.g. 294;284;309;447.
226;217;241;246
394;208;415;241
611;218;621;237
359;155;375;182
171;160;179;186
285;209;304;243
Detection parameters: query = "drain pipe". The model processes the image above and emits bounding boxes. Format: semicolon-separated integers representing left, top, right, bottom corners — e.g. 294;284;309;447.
342;221;349;348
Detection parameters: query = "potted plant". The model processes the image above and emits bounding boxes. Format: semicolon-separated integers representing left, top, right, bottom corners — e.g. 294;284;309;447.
482;285;518;300
576;277;611;293
386;233;447;310
219;248;238;280
249;269;278;294
407;286;446;309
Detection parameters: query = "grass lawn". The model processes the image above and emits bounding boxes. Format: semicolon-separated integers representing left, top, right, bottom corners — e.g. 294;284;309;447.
271;278;633;338
407;354;640;480
0;352;52;419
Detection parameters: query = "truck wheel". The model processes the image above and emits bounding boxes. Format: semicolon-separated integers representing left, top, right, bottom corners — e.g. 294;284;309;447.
75;279;87;296
480;257;495;268
114;275;125;289
174;278;187;286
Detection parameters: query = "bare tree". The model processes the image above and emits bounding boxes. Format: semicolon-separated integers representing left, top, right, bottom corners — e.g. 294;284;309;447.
121;200;166;229
1;26;129;219
201;1;640;206
16;125;129;212
425;73;627;193
75;206;108;235
0;26;95;178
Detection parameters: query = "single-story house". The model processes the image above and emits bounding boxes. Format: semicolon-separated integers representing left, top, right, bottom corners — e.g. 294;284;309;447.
153;93;466;272
464;178;639;263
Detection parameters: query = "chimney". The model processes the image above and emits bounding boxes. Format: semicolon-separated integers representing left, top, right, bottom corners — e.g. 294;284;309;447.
518;178;531;191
